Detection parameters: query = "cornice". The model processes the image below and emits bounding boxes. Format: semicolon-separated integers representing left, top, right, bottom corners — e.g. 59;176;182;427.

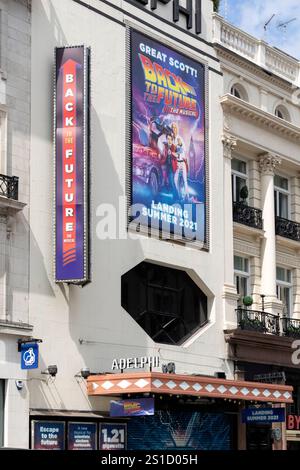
221;94;300;142
233;222;264;242
276;235;300;253
215;45;296;93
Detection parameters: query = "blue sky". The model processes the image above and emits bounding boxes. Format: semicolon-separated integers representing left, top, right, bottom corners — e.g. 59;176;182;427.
218;0;300;59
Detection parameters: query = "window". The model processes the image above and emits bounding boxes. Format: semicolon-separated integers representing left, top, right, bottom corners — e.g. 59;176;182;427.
231;158;248;203
274;175;290;219
231;85;241;99
276;267;292;317
230;83;248;101
234;256;250;305
275;105;290;122
121;262;208;345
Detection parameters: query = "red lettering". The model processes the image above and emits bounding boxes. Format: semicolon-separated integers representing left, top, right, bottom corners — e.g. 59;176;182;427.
62;59;77;265
287;415;295;430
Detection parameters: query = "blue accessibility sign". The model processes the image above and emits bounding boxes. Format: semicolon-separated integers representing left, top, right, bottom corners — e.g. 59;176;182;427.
21;343;39;369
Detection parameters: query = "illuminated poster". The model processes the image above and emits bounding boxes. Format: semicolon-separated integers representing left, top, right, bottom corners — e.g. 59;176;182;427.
127;411;232;450
130;30;207;243
68;422;97;450
55;46;90;284
110;398;155;417
99;423;127;450
32;420;65;450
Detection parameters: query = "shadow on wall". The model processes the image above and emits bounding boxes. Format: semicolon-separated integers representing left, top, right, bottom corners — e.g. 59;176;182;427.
29;0;155;411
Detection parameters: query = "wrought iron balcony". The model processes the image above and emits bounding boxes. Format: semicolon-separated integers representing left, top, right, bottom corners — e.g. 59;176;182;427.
281;317;300;338
232;202;263;230
0;174;19;200
236;308;280;335
275;216;300;242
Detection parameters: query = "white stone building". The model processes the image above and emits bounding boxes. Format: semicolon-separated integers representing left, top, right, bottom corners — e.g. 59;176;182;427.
1;0;299;450
213;13;300;450
0;0;31;449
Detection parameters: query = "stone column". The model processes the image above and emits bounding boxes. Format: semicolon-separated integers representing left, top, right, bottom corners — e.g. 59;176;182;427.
291;175;300;224
259;87;269;112
250;255;262;310
259;153;283;314
293;267;300;319
222;135;239;328
248;159;261;209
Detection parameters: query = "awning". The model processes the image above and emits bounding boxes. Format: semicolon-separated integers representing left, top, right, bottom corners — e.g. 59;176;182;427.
30;409;106;418
87;372;293;404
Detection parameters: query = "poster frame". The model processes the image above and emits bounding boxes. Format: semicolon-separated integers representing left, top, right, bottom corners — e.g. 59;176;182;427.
54;45;91;285
126;26;209;251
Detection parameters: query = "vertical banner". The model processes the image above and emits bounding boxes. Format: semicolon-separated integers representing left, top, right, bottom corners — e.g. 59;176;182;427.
129;30;207;245
55;46;90;284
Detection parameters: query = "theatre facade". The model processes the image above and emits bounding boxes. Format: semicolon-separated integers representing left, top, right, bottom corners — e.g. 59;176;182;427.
21;0;297;451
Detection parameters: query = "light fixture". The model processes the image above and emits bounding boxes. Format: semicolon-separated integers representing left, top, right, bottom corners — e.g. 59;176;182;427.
162;362;176;374
74;368;90;379
42;365;58;377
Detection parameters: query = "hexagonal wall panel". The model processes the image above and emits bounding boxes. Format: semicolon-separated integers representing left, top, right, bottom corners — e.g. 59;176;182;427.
121;261;208;345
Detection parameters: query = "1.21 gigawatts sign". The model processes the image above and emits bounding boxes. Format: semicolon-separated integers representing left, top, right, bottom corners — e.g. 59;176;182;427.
54;46;90;284
127;0;202;35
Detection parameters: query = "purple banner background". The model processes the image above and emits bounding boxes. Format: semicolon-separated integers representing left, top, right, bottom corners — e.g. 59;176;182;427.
55;46;88;283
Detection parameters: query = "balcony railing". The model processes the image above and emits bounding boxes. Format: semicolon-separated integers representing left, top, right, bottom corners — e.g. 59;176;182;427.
213;14;300;85
275;216;300;242
0;174;19;200
236;309;300;338
236;308;280;335
233;202;263;230
282;317;300;338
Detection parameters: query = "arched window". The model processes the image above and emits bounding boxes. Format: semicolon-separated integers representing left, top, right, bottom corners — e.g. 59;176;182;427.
275;105;290;122
230;83;248;101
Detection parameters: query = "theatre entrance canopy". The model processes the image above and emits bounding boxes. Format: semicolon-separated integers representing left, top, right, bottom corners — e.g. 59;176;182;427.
87;372;293;404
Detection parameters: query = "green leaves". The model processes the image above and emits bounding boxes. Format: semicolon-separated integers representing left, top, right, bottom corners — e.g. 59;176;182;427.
242;296;253;307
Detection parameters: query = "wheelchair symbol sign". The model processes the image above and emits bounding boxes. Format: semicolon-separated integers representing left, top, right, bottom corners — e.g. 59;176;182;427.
21;343;39;369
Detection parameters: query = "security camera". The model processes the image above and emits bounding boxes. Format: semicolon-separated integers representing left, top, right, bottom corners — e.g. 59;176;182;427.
80;368;90;379
47;365;58;377
15;380;24;391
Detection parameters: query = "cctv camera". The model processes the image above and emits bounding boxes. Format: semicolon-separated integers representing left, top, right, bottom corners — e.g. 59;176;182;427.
81;368;90;379
15;380;24;391
47;365;58;377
